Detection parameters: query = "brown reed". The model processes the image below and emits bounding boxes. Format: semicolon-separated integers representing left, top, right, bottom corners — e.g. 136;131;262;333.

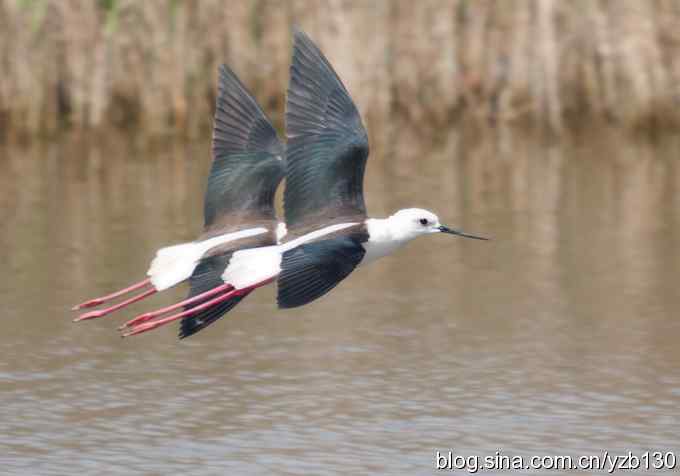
2;0;680;140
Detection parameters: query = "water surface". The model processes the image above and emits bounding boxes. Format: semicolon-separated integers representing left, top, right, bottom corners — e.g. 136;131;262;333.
1;128;679;475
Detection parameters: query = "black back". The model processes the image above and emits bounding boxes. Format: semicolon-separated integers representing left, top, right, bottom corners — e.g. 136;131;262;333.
284;30;370;235
204;65;285;235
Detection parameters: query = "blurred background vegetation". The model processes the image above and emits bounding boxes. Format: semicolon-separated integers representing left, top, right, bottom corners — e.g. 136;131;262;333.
2;0;680;139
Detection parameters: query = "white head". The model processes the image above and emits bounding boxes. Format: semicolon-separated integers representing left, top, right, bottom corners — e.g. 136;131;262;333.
387;208;488;242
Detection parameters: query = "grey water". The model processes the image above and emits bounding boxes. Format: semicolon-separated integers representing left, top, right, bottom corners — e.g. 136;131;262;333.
1;126;679;475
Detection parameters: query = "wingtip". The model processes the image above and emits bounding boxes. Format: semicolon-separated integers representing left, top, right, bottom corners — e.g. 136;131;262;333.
291;25;304;38
211;62;282;160
177;319;191;339
215;64;243;95
291;27;315;53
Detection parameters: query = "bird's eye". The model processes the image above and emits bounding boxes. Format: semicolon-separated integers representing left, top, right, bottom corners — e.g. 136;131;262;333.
419;218;428;226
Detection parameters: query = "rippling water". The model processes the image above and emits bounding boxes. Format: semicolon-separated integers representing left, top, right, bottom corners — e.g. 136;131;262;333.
1;127;679;475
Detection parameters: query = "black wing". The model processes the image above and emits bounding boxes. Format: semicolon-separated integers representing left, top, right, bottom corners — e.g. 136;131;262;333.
277;236;365;308
284;30;369;233
179;254;249;339
204;65;285;234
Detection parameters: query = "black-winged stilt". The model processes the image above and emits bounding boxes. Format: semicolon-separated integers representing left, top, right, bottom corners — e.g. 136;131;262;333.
119;30;487;337
72;65;286;338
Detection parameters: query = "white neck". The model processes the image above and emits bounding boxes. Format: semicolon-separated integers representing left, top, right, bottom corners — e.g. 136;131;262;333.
361;217;411;265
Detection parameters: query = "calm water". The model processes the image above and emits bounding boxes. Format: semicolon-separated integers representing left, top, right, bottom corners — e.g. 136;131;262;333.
1;127;679;475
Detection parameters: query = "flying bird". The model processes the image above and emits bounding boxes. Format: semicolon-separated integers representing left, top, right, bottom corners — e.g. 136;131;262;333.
72;65;286;338
119;30;487;337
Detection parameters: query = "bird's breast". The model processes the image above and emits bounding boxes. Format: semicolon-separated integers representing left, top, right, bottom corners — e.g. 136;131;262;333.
360;237;407;266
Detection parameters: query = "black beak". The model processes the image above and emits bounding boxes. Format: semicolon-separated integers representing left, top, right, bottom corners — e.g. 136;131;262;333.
438;225;489;240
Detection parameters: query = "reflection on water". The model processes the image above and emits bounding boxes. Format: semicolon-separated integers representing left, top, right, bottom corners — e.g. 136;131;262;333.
1;127;679;475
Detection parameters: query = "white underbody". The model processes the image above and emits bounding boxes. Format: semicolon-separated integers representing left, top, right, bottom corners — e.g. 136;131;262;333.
222;222;359;289
221;220;413;289
147;221;290;291
147;227;269;291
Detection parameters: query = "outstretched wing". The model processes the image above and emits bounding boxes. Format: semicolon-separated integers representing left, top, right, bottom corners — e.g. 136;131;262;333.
204;65;286;236
284;30;369;235
277;236;366;308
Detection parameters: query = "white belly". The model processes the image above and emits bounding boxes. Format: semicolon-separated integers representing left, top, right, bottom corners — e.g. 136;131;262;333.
147;227;268;291
360;238;407;266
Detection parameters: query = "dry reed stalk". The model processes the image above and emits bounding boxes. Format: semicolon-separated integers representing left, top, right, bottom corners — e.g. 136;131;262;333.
390;0;460;129
504;0;533;122
2;0;680;139
536;0;562;132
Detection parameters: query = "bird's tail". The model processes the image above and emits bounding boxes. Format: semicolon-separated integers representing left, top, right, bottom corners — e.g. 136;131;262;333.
221;245;283;289
71;241;201;321
146;242;206;291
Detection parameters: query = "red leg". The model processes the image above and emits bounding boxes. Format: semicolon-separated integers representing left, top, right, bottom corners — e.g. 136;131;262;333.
72;278;152;310
119;283;233;330
121;288;244;337
73;288;157;322
121;278;274;337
